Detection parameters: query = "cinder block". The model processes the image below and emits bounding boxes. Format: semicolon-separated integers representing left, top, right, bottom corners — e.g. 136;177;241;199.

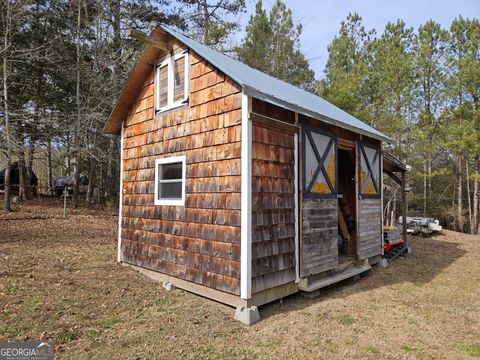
234;306;260;326
163;281;176;291
378;258;389;268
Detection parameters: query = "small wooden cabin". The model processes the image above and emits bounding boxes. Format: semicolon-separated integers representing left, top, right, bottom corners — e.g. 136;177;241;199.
104;25;407;325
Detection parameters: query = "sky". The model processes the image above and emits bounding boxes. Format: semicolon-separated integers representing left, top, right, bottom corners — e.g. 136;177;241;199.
237;0;480;79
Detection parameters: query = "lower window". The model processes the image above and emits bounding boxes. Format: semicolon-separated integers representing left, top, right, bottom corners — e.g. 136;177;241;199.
154;155;186;206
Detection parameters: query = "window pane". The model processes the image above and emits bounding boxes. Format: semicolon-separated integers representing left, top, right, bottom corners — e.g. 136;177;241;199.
173;56;185;102
325;145;335;189
365;147;379;184
311;171;330;193
360;151;368;192
159;181;182;199
160;162;182;180
360;148;377;195
158;65;168;108
305;135;319;187
311;132;330;157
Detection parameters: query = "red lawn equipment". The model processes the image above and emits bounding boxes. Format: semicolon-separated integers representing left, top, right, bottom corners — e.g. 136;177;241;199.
383;227;408;261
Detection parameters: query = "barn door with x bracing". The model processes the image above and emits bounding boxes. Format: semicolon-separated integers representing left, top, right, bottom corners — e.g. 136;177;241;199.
301;126;338;276
357;141;382;260
358;142;381;199
303;127;337;198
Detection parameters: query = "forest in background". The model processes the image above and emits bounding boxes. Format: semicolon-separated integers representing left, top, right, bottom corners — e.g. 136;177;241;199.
1;0;479;234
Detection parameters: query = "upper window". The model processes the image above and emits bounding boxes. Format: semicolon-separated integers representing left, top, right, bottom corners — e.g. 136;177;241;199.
303;126;337;198
358;142;381;198
154;156;186;206
155;51;189;112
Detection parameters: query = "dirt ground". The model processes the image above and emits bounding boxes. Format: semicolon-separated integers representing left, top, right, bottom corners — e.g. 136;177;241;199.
1;200;479;359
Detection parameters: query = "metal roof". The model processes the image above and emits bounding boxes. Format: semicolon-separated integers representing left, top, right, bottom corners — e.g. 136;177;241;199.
162;26;392;144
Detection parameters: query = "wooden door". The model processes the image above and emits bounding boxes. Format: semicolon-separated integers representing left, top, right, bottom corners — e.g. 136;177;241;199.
357;141;383;260
301;125;338;277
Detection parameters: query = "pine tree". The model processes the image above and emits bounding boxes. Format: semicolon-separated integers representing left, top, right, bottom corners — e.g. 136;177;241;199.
413;20;449;215
447;16;480;233
320;13;372;117
236;0;316;91
178;0;246;47
236;0;271;72
373;21;415;155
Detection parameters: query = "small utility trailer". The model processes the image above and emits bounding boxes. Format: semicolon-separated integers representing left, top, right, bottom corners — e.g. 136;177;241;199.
398;216;443;236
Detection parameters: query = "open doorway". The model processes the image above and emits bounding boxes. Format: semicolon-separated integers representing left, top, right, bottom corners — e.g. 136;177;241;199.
337;148;357;262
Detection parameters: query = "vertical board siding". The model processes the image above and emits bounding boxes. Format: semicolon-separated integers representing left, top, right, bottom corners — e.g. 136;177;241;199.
357;198;382;259
301;198;338;276
251;124;296;294
120;46;243;295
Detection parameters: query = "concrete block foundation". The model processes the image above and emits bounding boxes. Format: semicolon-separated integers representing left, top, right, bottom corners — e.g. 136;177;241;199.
234;306;260;326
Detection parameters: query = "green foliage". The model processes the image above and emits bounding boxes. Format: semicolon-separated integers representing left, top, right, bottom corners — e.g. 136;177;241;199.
338;314;356;325
320;13;372;116
178;0;246;47
237;1;272;72
236;0;316;91
457;342;480;357
321;13;480;230
401;345;420;353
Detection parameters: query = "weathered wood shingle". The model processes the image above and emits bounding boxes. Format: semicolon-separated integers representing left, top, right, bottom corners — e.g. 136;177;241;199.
120;43;243;295
251;123;296;294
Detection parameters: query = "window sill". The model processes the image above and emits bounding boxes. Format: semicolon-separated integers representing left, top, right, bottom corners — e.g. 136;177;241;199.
155;101;188;117
154;199;185;206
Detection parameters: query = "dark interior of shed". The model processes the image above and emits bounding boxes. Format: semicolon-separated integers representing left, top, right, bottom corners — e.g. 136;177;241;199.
337;148;357;260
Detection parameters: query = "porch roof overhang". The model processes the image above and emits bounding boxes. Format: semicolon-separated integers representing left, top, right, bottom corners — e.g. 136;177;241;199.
383;151;409;172
383;151;409;186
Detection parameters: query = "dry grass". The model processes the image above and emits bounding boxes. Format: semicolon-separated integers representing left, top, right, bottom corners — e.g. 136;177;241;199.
1;200;479;359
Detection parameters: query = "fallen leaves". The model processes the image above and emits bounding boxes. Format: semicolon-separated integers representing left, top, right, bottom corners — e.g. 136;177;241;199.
0;200;479;359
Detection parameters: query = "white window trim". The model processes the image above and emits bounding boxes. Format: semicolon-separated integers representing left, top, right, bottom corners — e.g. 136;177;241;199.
155;50;189;113
154;155;186;206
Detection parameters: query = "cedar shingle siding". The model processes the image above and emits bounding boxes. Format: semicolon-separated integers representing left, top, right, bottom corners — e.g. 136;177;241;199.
120;44;243;295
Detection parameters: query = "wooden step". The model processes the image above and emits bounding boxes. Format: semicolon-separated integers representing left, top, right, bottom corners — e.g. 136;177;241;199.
298;264;371;293
337;257;356;272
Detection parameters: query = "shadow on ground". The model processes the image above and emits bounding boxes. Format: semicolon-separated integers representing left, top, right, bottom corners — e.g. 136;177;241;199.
259;232;467;320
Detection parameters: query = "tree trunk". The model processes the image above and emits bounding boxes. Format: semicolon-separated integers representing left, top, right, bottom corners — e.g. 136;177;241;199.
105;0;121;203
26;142;35;198
474;155;479;235
466;159;473;234
73;0;81;208
86;156;96;206
106;139;116;201
16;135;28;201
427;150;432;210
2;1;11;212
390;191;398;226
423;160;427;217
202;0;209;43
457;156;463;232
73;150;80;208
66;133;71;176
452;177;457;231
47;140;53;195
